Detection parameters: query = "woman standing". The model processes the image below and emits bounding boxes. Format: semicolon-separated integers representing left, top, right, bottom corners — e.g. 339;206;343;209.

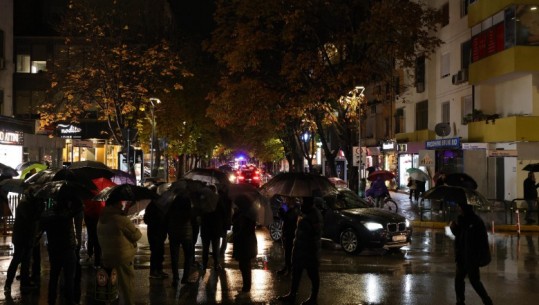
232;195;258;293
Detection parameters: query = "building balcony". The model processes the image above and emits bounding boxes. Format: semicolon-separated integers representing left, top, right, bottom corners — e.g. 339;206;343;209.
467;115;539;142
395;129;436;143
469;46;539;85
468;0;517;26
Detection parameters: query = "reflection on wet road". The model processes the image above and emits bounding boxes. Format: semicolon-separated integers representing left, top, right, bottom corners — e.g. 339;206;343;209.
0;226;538;304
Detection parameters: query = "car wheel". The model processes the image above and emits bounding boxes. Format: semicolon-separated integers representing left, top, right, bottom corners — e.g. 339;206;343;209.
340;228;361;254
268;220;283;241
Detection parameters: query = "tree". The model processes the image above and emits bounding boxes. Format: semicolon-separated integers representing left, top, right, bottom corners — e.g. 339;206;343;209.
39;0;191;174
207;0;442;180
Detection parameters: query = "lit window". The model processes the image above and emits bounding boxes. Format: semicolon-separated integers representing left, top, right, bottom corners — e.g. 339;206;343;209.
16;54;31;73
31;61;47;73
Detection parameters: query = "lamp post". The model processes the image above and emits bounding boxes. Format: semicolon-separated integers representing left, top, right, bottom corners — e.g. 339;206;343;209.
352;86;365;196
149;97;161;178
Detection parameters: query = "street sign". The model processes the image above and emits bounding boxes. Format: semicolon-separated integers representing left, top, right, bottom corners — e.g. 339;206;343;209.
353;146;361;165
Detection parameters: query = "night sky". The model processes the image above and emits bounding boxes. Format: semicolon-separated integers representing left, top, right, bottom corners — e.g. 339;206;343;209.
14;0;216;38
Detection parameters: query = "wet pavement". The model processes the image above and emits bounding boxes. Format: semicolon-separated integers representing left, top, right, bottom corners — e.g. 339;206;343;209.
0;191;537;304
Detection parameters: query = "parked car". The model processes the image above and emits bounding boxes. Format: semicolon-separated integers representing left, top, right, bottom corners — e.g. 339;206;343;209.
268;189;412;254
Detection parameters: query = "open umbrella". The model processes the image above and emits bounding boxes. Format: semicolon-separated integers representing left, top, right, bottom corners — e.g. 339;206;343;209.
25;168;97;191
444;173;477;190
261;172;338;198
422;185;489;207
0;178;28;194
406;168;429;182
367;170;395;182
0;163;18;177
69;161;114;179
93;184;157;203
185;168;231;187
17;162;48;179
523;163;539;172
110;169;136;185
229;183;273;225
189;186;219;213
34;180;95;203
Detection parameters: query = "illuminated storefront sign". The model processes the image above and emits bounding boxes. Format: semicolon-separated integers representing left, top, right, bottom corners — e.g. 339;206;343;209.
0;129;24;145
425;137;461;149
57;124;82;139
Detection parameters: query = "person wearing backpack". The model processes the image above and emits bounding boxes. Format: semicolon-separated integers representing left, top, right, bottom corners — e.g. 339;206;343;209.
449;196;493;305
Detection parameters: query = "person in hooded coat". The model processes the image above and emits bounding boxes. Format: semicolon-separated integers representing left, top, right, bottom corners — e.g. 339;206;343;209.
97;200;141;305
449;194;493;305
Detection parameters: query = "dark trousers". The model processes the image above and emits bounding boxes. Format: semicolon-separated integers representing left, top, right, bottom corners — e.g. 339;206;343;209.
281;236;294;270
148;226;167;273
455;263;493;305
238;259;252;290
192;224;200;262
290;257;319;299
48;248;77;305
6;243;33;286
169;238;193;281
201;235;220;268
84;216;101;266
31;241;41;280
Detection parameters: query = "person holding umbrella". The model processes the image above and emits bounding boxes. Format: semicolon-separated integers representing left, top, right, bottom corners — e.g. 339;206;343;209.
144;198;168;279
166;193;194;287
97;199;142;305
232;194;258;293
277;195;323;305
277;196;299;276
523;171;539;224
449;192;493;305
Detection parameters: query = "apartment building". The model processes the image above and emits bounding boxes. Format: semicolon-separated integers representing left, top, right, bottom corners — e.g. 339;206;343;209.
394;0;539;201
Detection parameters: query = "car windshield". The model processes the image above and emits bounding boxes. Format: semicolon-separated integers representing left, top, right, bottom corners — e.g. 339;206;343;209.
324;189;370;210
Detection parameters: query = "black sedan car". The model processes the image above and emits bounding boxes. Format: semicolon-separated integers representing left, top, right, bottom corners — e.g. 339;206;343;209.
268;189;412;254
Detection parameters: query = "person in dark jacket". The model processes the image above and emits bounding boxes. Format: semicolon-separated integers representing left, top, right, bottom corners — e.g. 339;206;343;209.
4;191;42;293
200;185;224;271
166;193;193;287
232;195;258;292
219;188;233;257
40;193;82;305
144;199;168;279
277;196;323;305
523;171;539;224
449;196;493;305
277;196;299;276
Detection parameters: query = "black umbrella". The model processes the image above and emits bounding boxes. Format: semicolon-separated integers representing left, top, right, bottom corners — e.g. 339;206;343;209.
110;169;136;185
0;178;28;194
261;172;338;198
93;184;157;203
0;163;18;177
523;163;539;172
25;168;97;190
184;168;231;187
444;173;478;190
422;185;489;206
68;161;114;179
34;180;94;201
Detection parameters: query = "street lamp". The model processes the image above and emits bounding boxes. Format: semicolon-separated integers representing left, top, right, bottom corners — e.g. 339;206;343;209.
149;97;161;178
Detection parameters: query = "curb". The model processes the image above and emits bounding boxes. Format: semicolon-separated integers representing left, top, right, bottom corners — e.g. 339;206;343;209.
410;220;539;233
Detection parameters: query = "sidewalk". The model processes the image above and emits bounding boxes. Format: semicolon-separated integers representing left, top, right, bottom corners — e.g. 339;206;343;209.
389;190;539;233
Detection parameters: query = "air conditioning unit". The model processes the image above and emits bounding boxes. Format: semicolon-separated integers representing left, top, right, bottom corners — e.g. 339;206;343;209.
452;74;459;85
0;58;5;70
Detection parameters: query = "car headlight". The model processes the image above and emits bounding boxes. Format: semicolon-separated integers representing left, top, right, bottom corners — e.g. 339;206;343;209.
363;221;384;231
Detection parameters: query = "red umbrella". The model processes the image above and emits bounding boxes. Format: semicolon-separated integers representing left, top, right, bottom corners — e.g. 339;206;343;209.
367;170;395;182
84;178;117;217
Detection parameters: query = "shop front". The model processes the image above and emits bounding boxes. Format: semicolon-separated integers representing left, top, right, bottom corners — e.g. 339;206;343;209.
396;142;422;189
0;128;24;170
57;121;122;169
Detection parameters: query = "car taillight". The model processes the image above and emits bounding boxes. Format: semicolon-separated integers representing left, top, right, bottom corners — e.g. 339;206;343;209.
253;175;260;181
238;174;245;181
